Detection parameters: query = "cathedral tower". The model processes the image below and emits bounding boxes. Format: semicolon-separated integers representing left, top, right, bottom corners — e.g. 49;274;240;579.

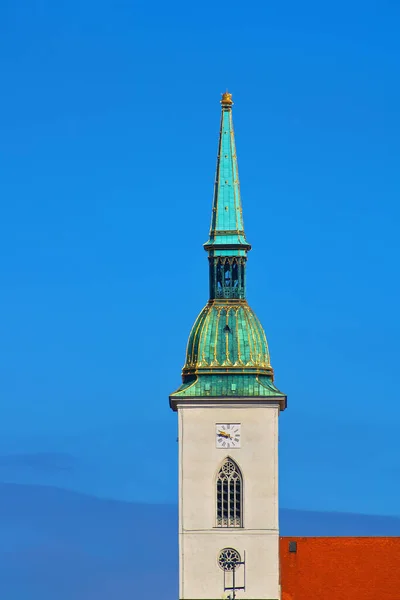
170;93;287;600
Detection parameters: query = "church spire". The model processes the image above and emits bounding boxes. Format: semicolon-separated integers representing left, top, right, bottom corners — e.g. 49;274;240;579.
204;92;251;300
170;92;286;408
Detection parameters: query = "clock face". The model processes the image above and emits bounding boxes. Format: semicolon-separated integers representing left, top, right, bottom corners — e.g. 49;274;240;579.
216;424;241;448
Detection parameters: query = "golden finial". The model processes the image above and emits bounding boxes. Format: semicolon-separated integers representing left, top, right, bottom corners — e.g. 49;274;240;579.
221;91;233;108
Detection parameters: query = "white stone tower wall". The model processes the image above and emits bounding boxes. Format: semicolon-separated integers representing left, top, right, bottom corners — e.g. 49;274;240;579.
177;401;281;600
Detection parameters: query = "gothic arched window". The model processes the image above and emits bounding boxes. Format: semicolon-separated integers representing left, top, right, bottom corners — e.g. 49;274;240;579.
216;457;243;527
210;257;245;299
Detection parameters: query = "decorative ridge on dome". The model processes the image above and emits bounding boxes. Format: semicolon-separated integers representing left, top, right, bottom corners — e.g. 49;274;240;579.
182;300;274;380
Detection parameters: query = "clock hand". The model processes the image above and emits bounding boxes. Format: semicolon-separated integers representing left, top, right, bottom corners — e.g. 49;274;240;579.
218;431;232;439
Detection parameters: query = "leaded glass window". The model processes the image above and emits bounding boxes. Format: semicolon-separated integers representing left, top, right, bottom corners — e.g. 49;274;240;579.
216;457;242;527
218;548;241;571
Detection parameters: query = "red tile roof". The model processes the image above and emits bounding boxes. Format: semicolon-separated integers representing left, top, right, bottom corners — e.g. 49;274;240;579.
280;536;400;600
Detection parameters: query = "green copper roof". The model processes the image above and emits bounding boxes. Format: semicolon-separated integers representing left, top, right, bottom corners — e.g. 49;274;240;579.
170;93;286;409
183;301;273;377
204;93;250;257
172;374;285;400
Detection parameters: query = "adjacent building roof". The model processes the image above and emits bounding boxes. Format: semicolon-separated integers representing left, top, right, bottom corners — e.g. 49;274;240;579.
280;536;400;600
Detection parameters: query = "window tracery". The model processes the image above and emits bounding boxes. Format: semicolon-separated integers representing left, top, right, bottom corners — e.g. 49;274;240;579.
210;257;246;299
216;457;242;527
218;548;241;571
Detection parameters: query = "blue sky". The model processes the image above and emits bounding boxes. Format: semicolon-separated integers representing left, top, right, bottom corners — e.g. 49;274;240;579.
0;0;399;516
